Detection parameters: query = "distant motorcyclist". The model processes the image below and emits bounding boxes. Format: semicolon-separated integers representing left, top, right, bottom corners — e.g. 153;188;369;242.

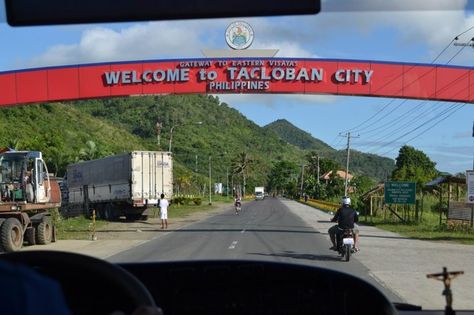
328;196;359;252
234;194;242;214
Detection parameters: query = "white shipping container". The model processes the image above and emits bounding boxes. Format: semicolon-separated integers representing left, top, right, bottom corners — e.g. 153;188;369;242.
66;151;173;210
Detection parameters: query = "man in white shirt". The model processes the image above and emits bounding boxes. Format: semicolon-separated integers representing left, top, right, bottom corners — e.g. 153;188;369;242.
159;193;169;229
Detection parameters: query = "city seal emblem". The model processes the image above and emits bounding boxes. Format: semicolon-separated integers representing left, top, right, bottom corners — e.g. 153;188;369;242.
225;21;254;50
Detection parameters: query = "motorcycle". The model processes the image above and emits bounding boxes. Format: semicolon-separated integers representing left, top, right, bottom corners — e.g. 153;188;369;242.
337;228;354;262
235;200;242;214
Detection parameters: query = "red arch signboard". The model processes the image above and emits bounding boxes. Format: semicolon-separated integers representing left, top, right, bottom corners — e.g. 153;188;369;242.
0;58;472;106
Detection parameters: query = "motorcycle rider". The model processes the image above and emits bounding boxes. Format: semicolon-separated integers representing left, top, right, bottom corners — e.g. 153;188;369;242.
328;196;360;252
234;194;242;214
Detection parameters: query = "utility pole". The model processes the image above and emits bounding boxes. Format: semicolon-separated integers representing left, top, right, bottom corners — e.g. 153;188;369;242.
155;121;162;147
195;154;198;173
300;164;305;198
340;132;360;196
317;155;320;184
208;156;212;205
226;167;229;198
312;155;320;184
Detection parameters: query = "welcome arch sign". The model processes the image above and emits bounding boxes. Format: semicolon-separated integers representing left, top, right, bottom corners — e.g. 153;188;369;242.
0;58;472;107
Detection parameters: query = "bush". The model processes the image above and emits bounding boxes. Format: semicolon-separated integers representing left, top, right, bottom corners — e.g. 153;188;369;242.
173;197;200;206
172;197;185;205
431;201;447;213
49;208;63;226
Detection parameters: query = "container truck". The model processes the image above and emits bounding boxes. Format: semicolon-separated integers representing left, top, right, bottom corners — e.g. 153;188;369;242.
255;186;265;200
0;149;60;252
61;151;172;220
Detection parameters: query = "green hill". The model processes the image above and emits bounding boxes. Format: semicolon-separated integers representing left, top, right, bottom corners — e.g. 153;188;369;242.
0;95;393;189
264;119;333;153
263;119;395;180
0;103;153;174
70;95;307;188
0;95;307;190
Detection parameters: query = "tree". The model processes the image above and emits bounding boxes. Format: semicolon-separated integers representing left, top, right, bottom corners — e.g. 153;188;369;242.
76;140;109;162
392;145;438;187
352;175;375;195
175;171;193;195
267;160;299;195
305;152;341;181
303;175;327;199
319;158;341;176
231;152;254;196
325;172;345;199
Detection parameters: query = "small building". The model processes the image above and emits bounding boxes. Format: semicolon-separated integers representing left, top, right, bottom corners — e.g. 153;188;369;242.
425;175;472;227
320;170;354;182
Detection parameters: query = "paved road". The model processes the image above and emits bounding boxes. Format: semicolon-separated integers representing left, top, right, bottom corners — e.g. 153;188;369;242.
109;197;402;302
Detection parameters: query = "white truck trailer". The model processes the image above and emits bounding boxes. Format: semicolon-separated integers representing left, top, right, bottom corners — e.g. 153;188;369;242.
62;151;172;220
255;186;265;200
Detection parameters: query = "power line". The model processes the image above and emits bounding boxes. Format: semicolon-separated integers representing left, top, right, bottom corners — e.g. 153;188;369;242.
359;101;430;137
360;72;471;153
369;103;462;154
352;42;471;151
340;26;474;134
378;103;467;156
344;101;393;133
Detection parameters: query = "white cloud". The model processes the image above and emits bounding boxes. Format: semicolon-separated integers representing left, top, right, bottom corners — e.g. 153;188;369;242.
217;93;337;108
28;21;209;67
323;0;468;12
25;1;473;68
318;2;474;63
26;18;320;68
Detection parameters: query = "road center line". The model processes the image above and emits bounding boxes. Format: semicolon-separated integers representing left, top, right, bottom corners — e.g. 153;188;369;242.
228;240;238;249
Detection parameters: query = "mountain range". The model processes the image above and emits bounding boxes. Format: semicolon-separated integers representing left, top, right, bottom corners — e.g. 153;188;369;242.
0;95;394;186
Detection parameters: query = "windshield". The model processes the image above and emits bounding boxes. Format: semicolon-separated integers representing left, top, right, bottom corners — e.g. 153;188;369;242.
0;154;24;184
0;0;473;312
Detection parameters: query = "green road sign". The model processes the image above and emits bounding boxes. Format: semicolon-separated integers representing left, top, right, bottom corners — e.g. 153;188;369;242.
384;181;416;205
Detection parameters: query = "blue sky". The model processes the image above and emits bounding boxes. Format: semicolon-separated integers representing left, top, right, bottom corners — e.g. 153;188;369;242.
0;1;473;174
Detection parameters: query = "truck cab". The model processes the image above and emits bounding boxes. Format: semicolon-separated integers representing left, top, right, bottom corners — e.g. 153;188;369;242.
255;187;265;200
0;150;51;205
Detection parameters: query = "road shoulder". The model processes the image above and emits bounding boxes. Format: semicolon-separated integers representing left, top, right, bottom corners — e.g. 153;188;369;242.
21;202;233;259
281;199;474;310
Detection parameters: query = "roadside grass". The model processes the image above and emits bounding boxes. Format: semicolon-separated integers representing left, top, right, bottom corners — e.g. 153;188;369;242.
53;199;230;240
210;195;235;203
148;200;231;219
55;215;107;240
360;212;474;245
299;199;474;245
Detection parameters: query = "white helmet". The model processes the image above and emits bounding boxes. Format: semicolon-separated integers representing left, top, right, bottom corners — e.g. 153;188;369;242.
342;196;351;205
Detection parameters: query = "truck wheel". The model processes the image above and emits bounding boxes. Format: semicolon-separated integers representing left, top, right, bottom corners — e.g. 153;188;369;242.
125;213;143;221
25;227;36;246
36;221;53;245
52;225;57;242
104;204;117;221
0;219;5;251
0;218;24;252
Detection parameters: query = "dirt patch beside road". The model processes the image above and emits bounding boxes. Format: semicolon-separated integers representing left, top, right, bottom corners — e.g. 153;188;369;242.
96;202;231;240
22;202;232;259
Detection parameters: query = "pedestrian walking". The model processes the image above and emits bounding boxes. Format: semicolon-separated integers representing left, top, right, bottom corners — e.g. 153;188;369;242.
159;193;169;229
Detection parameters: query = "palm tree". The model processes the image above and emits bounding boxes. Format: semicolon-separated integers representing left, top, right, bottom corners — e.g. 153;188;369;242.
231;152;253;197
77;140;103;162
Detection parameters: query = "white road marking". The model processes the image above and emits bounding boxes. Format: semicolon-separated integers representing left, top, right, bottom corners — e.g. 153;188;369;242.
228;241;238;249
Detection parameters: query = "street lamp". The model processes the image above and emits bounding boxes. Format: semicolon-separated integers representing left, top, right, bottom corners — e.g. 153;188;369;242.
168;121;203;153
208;155;212;205
155;121;162;146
